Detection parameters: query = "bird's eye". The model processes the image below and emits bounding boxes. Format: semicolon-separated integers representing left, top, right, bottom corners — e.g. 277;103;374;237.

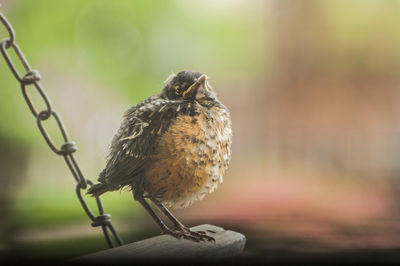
175;87;183;95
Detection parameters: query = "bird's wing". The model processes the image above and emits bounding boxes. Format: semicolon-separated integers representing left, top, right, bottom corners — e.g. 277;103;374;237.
98;96;182;189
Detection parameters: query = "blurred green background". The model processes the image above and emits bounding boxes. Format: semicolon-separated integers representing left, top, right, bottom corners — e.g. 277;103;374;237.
1;0;400;262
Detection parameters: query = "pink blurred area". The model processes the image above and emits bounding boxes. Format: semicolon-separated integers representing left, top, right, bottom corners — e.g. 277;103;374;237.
181;160;400;249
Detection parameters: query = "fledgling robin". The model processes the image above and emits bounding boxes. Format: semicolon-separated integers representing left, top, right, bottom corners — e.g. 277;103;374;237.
87;70;232;241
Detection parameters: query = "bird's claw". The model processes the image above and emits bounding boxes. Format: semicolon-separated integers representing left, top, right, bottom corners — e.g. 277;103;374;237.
162;227;215;242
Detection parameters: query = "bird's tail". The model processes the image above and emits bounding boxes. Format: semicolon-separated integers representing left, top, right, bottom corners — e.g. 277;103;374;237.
86;183;109;197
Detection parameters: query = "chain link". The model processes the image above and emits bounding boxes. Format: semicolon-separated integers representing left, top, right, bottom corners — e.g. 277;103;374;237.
0;9;123;248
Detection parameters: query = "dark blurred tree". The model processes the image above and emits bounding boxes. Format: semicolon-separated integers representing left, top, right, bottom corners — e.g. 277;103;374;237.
0;140;28;255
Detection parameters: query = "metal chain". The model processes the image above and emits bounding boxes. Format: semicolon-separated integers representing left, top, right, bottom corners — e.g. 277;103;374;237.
0;9;123;248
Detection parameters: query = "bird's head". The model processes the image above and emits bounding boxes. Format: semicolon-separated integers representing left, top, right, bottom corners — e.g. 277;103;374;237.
161;70;216;102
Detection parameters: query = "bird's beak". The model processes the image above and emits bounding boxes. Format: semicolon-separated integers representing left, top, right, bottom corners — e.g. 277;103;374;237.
182;74;207;97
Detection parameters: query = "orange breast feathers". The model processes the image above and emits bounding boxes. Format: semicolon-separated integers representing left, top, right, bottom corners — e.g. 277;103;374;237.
142;104;232;209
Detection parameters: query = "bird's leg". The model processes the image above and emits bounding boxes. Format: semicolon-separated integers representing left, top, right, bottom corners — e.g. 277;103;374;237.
133;193;170;233
133;192;201;242
149;198;185;229
149;197;215;242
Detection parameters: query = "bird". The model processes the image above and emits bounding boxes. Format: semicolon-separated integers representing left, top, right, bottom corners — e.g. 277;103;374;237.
87;70;232;242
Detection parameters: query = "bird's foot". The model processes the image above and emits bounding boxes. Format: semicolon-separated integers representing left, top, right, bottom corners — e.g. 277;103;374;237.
162;227;215;242
181;226;216;242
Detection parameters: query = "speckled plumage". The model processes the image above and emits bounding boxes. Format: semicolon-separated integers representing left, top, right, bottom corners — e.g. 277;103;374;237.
87;70;232;241
143;101;231;209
